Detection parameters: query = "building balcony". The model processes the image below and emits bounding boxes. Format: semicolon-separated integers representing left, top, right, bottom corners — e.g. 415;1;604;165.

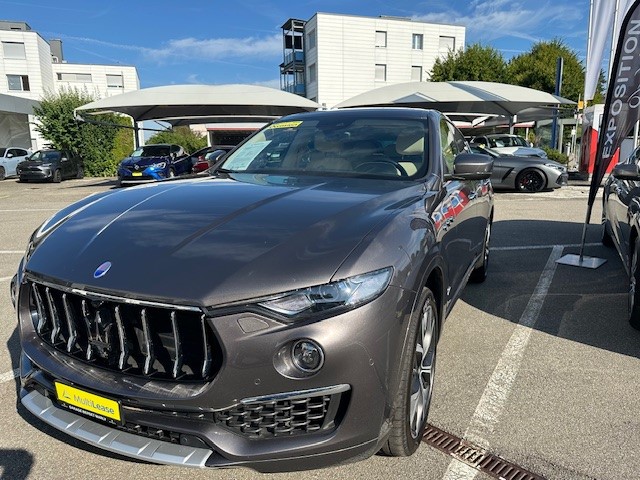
282;83;306;95
281;51;305;69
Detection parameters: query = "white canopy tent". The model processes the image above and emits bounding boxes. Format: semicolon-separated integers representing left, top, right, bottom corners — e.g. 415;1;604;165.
335;81;575;131
74;84;320;126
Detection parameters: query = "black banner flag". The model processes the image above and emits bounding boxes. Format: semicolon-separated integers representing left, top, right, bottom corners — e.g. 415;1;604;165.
588;0;640;218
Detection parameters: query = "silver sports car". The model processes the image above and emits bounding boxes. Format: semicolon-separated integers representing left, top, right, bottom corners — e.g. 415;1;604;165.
470;144;568;192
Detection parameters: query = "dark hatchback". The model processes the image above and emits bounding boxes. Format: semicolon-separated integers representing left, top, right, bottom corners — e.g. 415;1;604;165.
16;149;84;183
12;108;493;472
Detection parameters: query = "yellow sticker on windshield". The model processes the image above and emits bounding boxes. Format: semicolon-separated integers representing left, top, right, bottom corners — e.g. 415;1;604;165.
267;121;303;129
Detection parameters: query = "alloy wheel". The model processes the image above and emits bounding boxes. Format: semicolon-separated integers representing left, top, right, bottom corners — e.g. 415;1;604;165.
517;170;545;192
409;300;436;439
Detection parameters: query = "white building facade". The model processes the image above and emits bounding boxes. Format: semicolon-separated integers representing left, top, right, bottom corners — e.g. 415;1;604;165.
281;13;465;108
0;20;139;150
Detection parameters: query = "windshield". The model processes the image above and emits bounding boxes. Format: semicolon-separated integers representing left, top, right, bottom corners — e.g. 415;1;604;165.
220;116;428;179
487;135;528;148
29;150;61;161
131;145;170;157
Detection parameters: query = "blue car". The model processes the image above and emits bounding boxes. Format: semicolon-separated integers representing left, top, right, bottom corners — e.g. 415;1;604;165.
117;144;190;186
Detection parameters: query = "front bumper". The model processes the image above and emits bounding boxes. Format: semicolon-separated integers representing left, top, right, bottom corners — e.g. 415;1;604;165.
118;167;167;183
18;166;52;180
17;278;414;471
555;172;569;187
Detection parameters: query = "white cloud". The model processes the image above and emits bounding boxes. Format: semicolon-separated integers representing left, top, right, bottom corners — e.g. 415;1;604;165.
145;34;282;63
53;33;282;64
413;0;582;43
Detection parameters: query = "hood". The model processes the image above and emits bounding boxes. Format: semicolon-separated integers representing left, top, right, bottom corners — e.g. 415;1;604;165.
25;174;418;308
120;155;169;167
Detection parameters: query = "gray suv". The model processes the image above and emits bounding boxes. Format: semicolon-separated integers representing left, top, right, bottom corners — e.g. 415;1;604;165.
16;149;84;183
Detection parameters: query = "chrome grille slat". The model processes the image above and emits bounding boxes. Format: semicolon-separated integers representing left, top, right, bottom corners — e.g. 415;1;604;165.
27;281;219;381
114;305;129;370
81;299;95;361
32;284;48;334
44;287;62;344
170;311;182;379
61;293;78;353
200;314;211;378
141;308;155;376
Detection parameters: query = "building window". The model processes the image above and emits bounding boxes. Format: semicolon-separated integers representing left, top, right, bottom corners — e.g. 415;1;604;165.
308;63;317;84
106;74;124;88
375;31;387;48
411;66;422;82
56;72;92;82
412;34;424;50
2;42;26;59
307;28;316;50
439;36;455;53
7;74;29;91
375;64;387;82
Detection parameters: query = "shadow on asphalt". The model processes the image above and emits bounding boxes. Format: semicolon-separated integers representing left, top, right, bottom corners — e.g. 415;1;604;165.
0;448;33;479
463;218;640;360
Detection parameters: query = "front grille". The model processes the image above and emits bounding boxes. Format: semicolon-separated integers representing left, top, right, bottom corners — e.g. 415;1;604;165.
214;393;342;438
27;281;220;381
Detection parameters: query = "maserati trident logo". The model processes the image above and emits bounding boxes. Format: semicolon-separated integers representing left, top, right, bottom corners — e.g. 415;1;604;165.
94;261;112;279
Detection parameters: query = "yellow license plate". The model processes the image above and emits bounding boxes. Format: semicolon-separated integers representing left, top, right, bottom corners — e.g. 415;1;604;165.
54;382;121;422
132;172;142;177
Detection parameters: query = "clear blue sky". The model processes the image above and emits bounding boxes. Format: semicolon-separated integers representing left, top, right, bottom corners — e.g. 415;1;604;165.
1;0;590;89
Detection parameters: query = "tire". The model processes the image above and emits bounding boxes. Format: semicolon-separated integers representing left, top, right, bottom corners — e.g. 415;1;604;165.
602;219;615;248
76;166;84;179
515;168;546;192
629;239;640;330
383;287;438;456
52;169;62;183
0;166;5;180
168;168;176;179
470;220;491;283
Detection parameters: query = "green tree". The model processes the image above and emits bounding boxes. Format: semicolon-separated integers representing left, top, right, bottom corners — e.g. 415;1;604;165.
33;87;126;176
506;39;602;102
146;126;207;154
428;43;509;82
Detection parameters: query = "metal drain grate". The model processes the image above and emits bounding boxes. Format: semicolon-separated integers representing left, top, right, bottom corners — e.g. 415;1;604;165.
423;424;546;480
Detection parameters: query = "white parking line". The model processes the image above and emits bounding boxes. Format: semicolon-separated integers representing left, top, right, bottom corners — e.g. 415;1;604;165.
491;242;600;251
0;369;18;384
0;209;59;212
442;245;563;479
0;276;13;282
0;251;24;254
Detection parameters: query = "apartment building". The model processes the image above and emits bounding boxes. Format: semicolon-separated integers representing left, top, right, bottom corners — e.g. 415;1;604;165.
0;20;139;149
280;13;465;108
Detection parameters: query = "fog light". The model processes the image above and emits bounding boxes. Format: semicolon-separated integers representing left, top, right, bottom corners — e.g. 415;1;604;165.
291;339;324;373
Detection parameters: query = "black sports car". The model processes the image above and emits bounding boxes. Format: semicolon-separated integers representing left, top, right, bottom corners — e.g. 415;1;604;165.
470;143;568;192
12;108;493;472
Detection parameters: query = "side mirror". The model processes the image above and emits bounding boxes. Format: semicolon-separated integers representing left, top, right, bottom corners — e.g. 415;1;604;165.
207;150;227;166
612;163;640;180
450;153;493;180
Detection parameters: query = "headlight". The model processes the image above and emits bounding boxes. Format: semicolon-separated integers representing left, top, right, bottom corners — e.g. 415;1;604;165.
545;163;566;171
259;267;392;318
150;162;166;169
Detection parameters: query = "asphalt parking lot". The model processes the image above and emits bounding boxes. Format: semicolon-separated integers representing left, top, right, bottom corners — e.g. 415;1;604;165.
0;178;638;480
